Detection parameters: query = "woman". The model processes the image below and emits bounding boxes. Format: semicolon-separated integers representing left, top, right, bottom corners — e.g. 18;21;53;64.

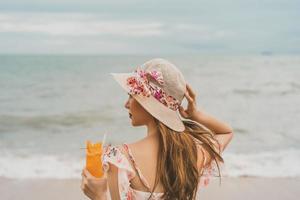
81;58;233;200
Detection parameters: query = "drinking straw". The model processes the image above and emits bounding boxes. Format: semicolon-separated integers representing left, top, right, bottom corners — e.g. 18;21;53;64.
102;132;107;147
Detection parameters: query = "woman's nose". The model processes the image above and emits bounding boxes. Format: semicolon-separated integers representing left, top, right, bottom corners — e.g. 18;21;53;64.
124;99;130;109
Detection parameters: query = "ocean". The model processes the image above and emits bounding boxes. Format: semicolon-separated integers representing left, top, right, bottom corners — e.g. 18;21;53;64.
0;54;299;179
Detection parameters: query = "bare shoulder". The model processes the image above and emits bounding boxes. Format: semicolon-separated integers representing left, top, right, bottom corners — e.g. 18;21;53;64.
126;137;157;157
126;139;147;153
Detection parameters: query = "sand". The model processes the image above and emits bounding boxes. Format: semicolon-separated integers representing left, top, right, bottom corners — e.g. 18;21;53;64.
1;177;299;200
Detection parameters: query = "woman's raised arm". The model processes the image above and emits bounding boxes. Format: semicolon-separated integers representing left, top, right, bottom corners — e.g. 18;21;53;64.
179;84;234;153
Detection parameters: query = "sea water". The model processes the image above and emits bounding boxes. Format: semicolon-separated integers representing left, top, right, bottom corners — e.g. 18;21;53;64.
0;54;299;179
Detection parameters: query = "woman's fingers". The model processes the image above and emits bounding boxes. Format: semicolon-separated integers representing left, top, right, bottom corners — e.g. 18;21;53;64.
82;168;98;182
81;169;86;178
185;90;194;104
81;170;94;198
81;173;88;191
185;84;197;107
81;169;88;186
186;83;196;99
81;169;91;191
81;181;93;199
83;168;93;179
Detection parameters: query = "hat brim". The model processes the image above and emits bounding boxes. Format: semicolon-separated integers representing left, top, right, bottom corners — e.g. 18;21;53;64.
111;72;185;132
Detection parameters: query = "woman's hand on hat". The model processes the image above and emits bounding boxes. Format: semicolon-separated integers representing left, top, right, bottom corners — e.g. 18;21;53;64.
179;84;201;120
81;168;108;200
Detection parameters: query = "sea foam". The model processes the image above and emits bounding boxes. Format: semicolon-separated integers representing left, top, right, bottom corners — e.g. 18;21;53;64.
0;149;299;179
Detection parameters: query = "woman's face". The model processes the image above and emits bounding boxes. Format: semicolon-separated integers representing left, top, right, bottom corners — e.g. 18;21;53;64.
124;94;154;127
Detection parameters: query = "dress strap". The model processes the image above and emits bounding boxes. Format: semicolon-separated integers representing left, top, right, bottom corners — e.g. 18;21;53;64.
122;143;152;191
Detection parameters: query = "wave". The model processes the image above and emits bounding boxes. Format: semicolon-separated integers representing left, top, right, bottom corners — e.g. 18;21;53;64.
0;153;84;179
0;149;300;179
0;111;114;131
222;149;300;177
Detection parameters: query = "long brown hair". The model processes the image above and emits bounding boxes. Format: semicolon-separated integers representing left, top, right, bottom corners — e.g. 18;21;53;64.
148;119;224;200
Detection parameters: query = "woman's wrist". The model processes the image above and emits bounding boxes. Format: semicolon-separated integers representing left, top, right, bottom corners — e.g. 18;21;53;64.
190;109;233;134
190;109;206;122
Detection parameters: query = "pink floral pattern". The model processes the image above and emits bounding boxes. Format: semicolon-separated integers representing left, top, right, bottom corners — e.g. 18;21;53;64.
192;137;223;189
102;142;219;199
103;145;135;200
102;144;164;200
148;70;164;85
126;68;180;111
200;163;214;187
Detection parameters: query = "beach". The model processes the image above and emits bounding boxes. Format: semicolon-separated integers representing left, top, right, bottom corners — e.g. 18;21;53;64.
1;55;300;199
1;0;299;197
1;177;299;200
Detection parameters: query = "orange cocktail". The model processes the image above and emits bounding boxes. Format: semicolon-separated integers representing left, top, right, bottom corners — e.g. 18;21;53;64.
85;141;104;178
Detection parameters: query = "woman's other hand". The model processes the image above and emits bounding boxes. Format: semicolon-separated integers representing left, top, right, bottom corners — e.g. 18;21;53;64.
81;168;107;200
179;83;201;120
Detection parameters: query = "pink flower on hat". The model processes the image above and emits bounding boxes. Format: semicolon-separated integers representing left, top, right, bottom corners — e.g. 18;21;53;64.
126;68;180;111
126;73;151;97
154;89;163;100
148;70;164;85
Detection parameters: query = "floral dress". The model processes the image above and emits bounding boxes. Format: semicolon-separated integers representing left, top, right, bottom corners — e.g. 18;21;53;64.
102;140;221;200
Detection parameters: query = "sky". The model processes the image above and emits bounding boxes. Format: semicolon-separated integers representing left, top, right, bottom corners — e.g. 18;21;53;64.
0;0;299;55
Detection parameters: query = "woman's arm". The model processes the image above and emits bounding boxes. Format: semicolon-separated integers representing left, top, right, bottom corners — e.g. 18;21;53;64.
106;163;121;200
179;84;234;153
191;110;233;153
81;164;120;200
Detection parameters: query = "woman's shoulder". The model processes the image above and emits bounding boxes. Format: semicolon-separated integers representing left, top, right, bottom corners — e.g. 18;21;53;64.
103;140;146;161
103;143;136;161
102;144;134;173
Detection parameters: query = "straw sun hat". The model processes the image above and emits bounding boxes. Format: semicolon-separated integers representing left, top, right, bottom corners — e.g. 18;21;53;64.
111;58;187;132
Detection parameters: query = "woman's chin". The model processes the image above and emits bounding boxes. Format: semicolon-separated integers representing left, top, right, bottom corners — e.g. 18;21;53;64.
131;121;137;126
130;120;141;127
130;119;136;126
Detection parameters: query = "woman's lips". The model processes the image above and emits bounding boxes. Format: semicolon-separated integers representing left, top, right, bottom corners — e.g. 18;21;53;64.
129;113;132;118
